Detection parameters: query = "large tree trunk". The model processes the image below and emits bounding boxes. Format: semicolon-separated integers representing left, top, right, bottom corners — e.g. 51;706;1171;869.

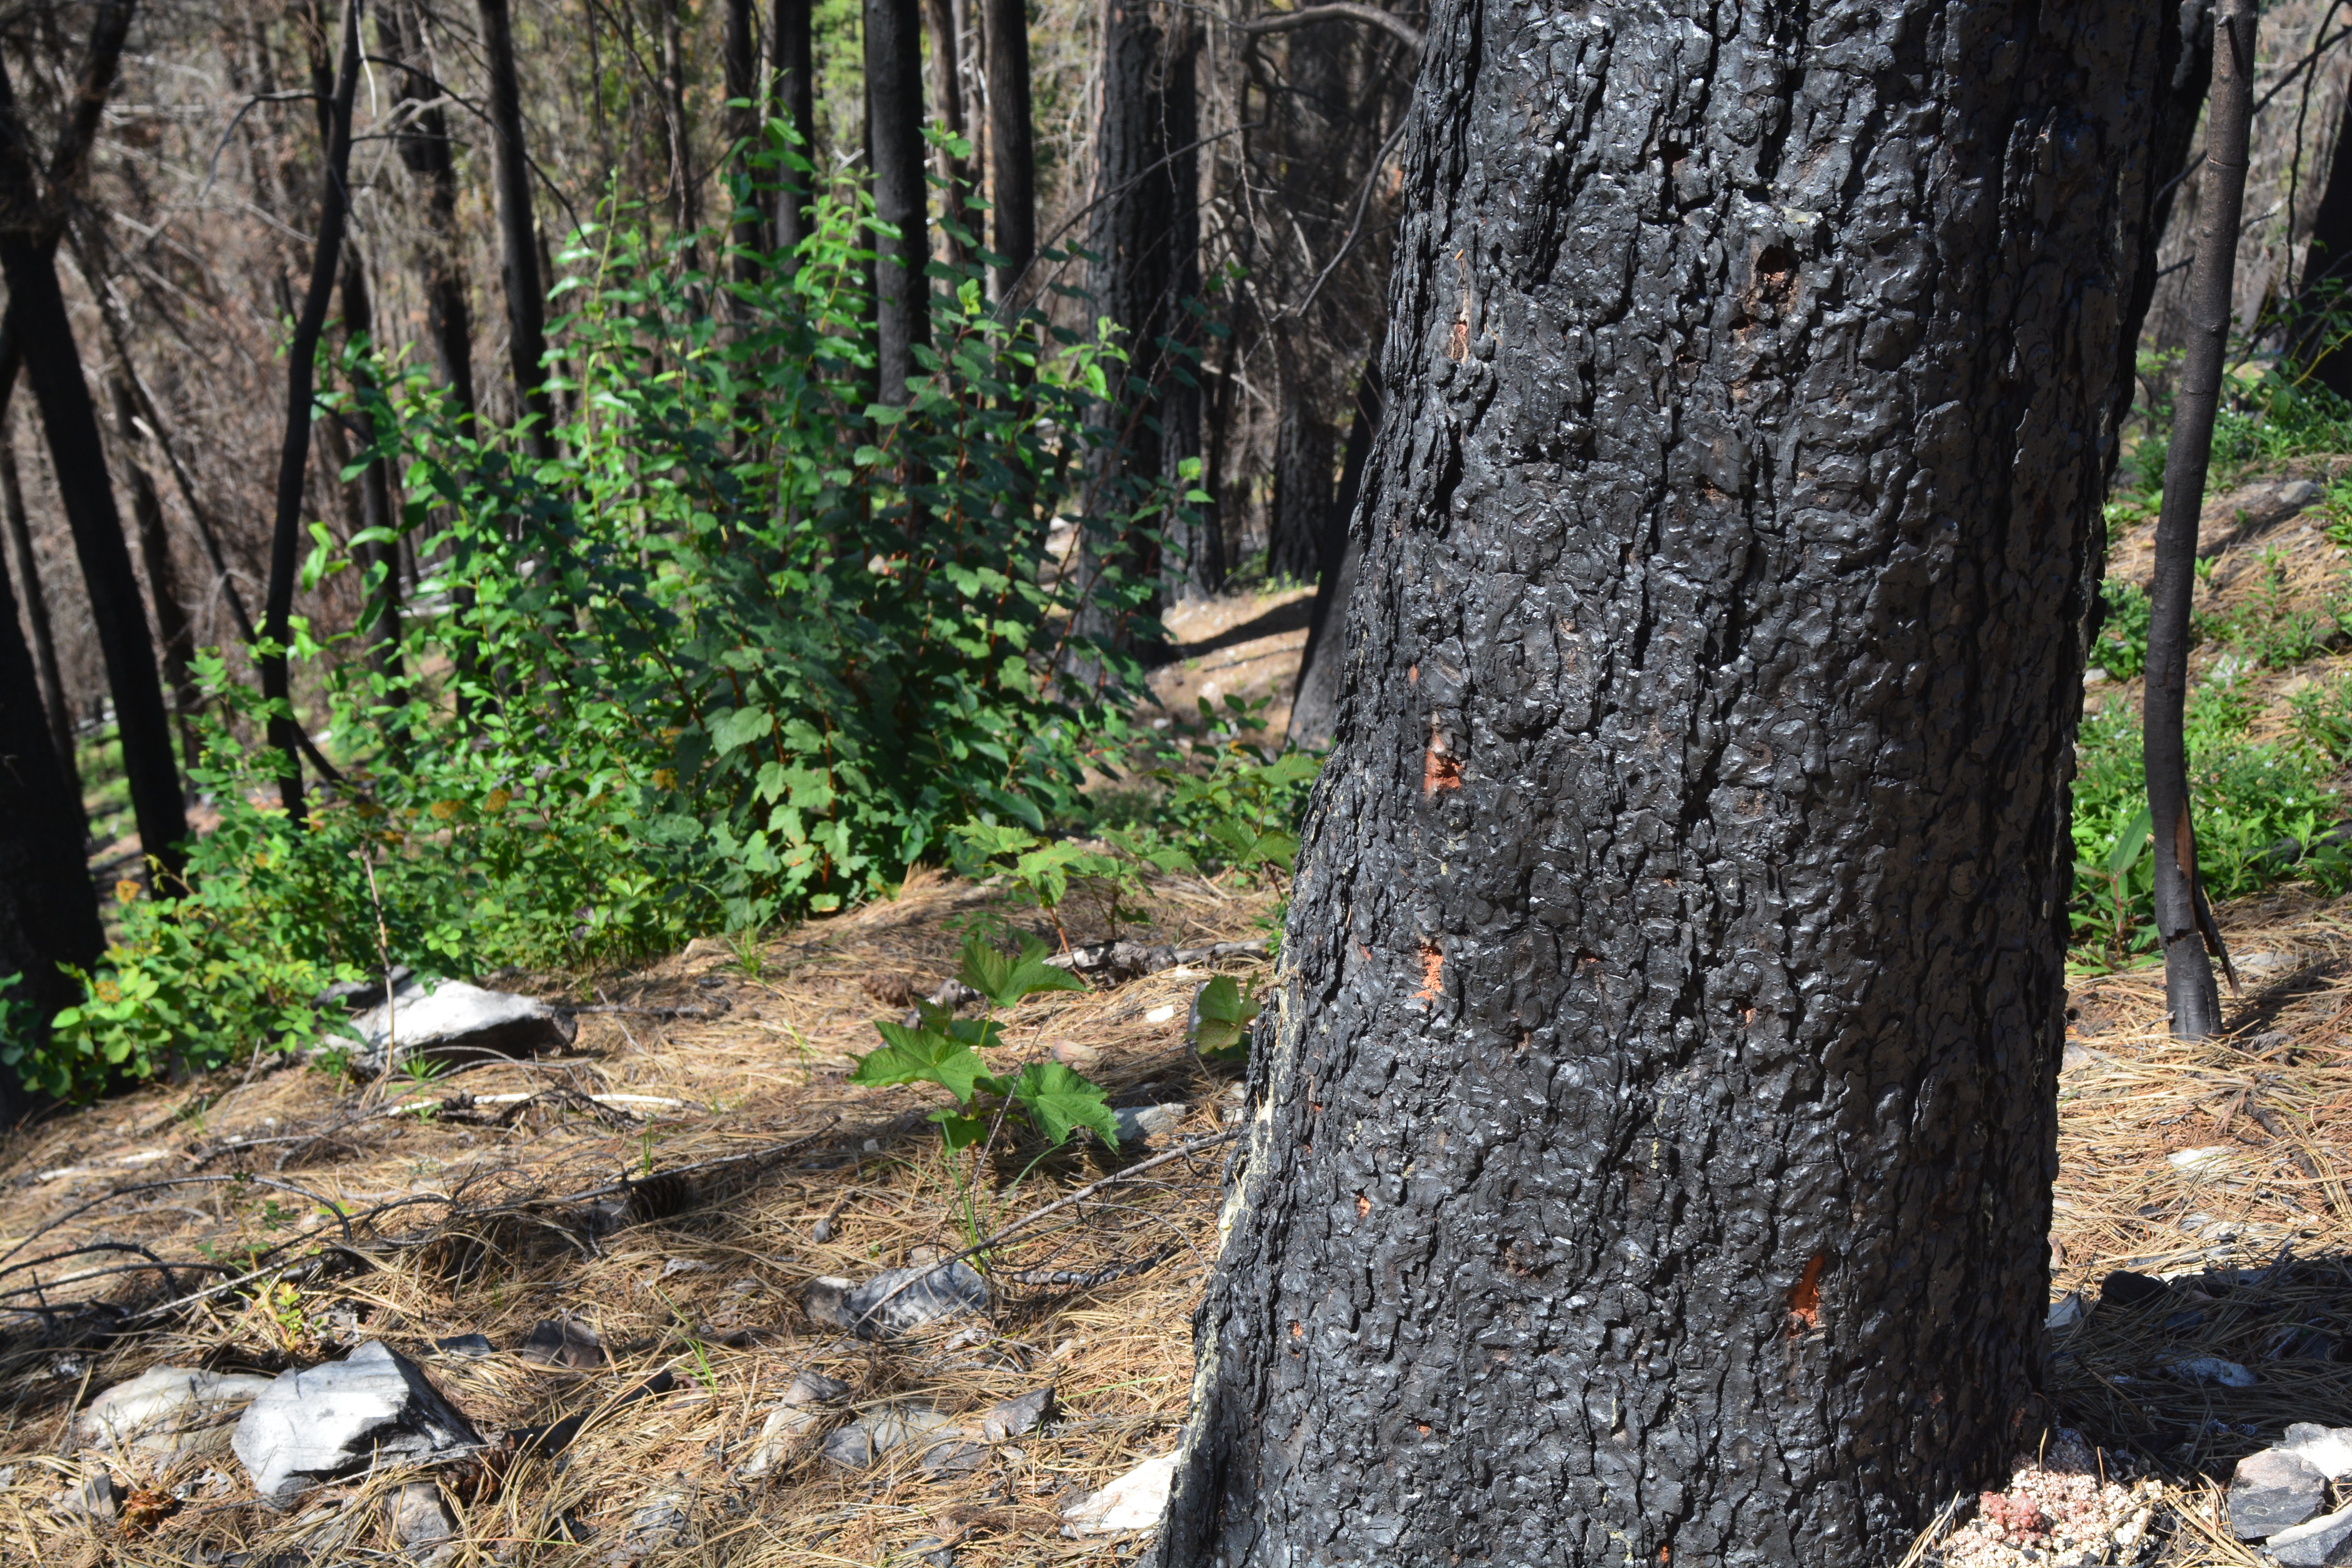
387;0;478;423
0;488;102;1114
866;0;929;406
724;0;764;285
1153;0;2174;1562
921;0;970;268
477;0;557;459
0;0;185;884
980;0;1033;306
1267;386;1330;582
0;391;80;807
770;0;815;258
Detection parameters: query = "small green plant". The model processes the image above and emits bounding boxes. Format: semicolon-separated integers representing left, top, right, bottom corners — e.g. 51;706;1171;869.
2092;578;2152;680
947;824;1158;947
2208;545;2343;669
1190;974;1259;1061
2292;673;2352;763
726;926;769;981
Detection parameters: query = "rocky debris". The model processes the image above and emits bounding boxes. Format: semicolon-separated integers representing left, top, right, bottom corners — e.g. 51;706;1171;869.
740;1371;853;1477
230;1341;482;1502
2269;1501;2352;1566
2163;1354;2256;1387
1062;1451;1181;1537
2286;1424;2352;1481
2230;1448;2326;1538
347;976;575;1071
71;1367;276;1469
1932;1434;2159;1568
2046;1293;2087;1332
1112;1103;1189;1146
390;1481;458;1547
604;1489;693;1564
317;966;414;1010
823;1402;961;1469
907;1535;957;1567
977;1386;1054;1441
2100;1270;2168;1310
430;1333;494;1359
518;1316;604;1368
55;1468;122;1523
804;1261;988;1340
2199;477;2328;562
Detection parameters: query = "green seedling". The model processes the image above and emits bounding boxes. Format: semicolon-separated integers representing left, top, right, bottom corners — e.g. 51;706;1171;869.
1192;975;1260;1061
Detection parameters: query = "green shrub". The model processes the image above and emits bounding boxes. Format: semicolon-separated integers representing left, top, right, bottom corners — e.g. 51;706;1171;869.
2093;578;2152;680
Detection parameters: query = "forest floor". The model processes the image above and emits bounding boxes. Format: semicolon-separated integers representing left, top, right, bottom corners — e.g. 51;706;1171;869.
16;522;2352;1564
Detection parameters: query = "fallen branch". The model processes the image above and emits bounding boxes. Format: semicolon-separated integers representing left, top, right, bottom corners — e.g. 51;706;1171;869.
1234;3;1423;51
923;938;1269;1009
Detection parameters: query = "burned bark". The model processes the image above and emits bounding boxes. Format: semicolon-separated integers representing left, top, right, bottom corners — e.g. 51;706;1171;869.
477;0;556;457
339;252;402;684
1154;0;2174;1562
724;0;764;284
770;0;815;258
980;0;1033;306
866;0;929;405
0;370;77;804
109;376;198;771
386;0;477;422
1287;358;1378;749
921;0;971;267
1268;391;1331;582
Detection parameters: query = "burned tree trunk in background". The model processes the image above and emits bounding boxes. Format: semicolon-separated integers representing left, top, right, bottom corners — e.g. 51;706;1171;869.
1287;358;1377;748
724;0;764;284
771;0;815;258
2146;0;2255;1040
0;368;79;804
110;377;198;772
1153;0;2174;1561
866;0;930;405
1267;390;1330;581
981;0;1034;305
921;0;971;266
659;0;697;240
387;0;477;422
260;0;362;824
0;514;103;1110
477;0;557;458
0;0;187;884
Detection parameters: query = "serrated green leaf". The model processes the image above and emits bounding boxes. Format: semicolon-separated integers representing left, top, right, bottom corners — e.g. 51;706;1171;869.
1191;975;1259;1060
1008;1060;1119;1147
958;934;1087;1009
851;1022;990;1105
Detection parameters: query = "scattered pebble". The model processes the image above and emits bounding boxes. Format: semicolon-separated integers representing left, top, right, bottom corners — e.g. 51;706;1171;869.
1933;1433;2158;1568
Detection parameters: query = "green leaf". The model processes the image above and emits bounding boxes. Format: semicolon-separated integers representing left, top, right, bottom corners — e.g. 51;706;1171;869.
958;934;1087;1009
1007;1060;1118;1147
930;1109;989;1150
1191;975;1259;1060
710;706;775;754
2106;803;2153;880
851;1021;991;1105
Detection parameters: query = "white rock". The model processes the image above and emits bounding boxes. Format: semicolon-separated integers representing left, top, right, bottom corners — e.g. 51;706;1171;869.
231;1342;482;1501
1063;1451;1180;1536
2046;1292;2086;1332
72;1367;276;1468
740;1371;851;1477
347;977;575;1069
2168;1146;2238;1174
1144;1005;1178;1024
1113;1103;1189;1145
2284;1423;2352;1481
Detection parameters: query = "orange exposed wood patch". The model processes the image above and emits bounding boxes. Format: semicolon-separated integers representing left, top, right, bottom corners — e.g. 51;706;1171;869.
1787;1252;1826;1334
1356;1193;1371;1218
1415;940;1444;999
1424;744;1463;794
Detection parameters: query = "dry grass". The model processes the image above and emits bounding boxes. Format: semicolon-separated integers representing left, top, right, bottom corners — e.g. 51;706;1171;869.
0;869;1274;1565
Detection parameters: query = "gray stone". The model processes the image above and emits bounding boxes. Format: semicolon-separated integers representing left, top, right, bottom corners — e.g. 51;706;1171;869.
821;1402;959;1468
390;1481;457;1546
804;1261;988;1340
230;1341;482;1501
977;1386;1055;1441
348;977;575;1071
2229;1447;2325;1539
2269;1501;2352;1566
517;1316;603;1368
430;1334;494;1359
1062;1452;1180;1536
2286;1424;2352;1481
739;1370;853;1477
604;1491;691;1564
58;1469;120;1523
71;1367;276;1468
1112;1103;1189;1145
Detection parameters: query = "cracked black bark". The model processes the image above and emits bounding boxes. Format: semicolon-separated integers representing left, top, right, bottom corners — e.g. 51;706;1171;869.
1153;0;2169;1562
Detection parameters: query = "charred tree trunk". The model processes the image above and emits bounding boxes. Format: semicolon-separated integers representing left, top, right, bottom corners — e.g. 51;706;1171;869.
771;0;815;258
387;0;478;423
981;0;1034;306
1153;0;2175;1561
109;377;198;773
867;0;930;406
2292;60;2352;397
477;0;557;458
0;494;102;1110
1156;22;1210;599
1268;388;1330;581
261;0;362;824
724;0;764;285
660;0;698;241
0;392;79;806
0;3;186;885
2145;0;2254;1040
1288;358;1378;748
